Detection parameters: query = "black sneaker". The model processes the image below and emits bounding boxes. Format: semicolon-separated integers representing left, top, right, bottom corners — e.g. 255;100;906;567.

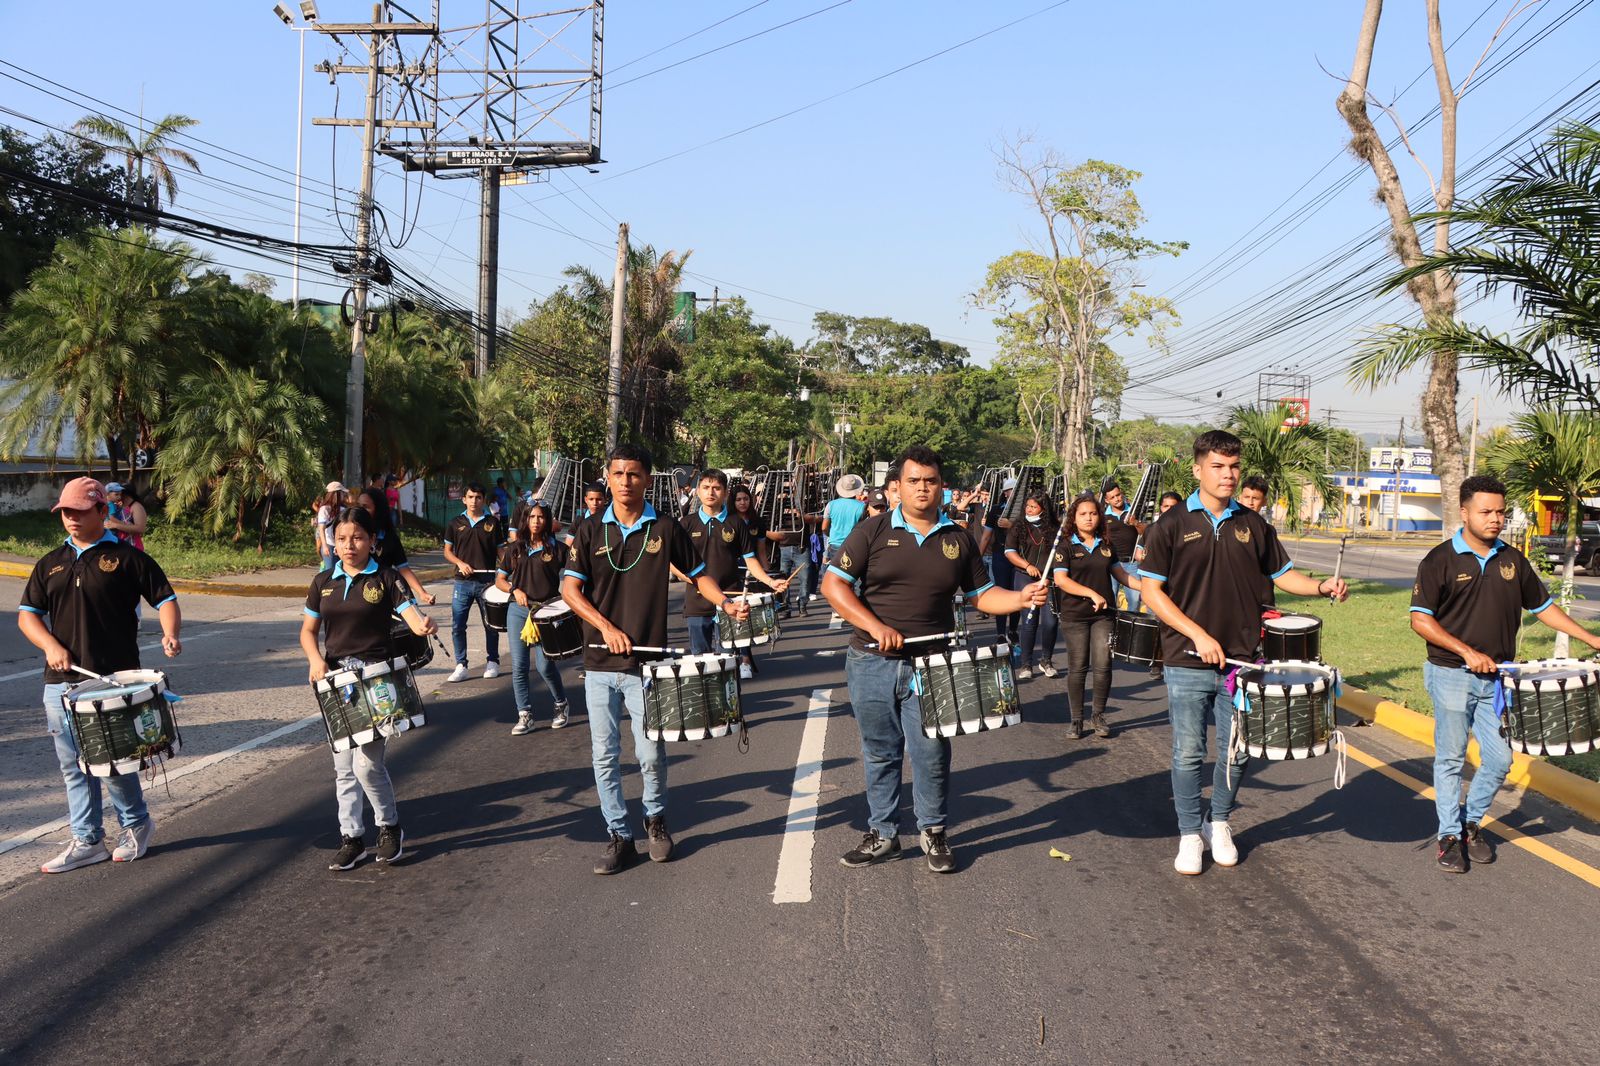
1092;715;1113;739
644;815;674;863
329;835;367;871
375;825;405;864
1437;835;1467;874
921;828;955;874
594;832;636;875
840;830;901;868
1067;721;1086;739
1463;822;1495;864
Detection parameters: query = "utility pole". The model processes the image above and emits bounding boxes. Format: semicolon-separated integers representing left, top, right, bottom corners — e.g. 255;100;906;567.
313;5;436;486
604;222;628;454
1467;394;1480;476
475;166;500;377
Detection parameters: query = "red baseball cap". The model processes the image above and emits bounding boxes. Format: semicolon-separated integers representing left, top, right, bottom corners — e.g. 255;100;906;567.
52;476;107;512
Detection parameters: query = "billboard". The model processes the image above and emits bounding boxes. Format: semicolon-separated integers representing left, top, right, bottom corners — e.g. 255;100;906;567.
1369;447;1434;473
1279;397;1311;428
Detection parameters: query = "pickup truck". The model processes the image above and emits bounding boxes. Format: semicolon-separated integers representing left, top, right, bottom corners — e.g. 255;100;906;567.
1534;521;1600;572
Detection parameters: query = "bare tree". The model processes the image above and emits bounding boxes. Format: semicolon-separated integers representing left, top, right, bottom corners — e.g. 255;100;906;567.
1337;0;1535;531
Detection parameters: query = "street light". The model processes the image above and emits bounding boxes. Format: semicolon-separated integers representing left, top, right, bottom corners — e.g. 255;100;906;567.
272;4;313;308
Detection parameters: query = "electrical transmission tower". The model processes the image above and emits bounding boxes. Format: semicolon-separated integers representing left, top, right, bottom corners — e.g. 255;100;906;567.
1257;368;1312;428
378;1;606;376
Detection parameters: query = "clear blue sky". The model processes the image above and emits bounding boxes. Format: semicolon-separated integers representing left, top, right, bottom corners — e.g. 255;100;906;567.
4;1;1596;441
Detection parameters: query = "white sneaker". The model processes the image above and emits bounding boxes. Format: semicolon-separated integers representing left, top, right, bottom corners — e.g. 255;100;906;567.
551;701;570;729
1174;833;1204;875
1017;666;1034;680
483;662;501;679
447;663;470;683
1201;821;1238;867
41;838;109;874
511;711;534;736
739;663;753;680
111;818;155;862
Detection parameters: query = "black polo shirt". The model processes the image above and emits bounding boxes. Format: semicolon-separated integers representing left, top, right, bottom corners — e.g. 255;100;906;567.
1053;533;1123;624
739;510;770;571
1103;506;1140;560
375;526;409;570
498;537;567;604
682;506;755;618
20;532;177;684
1410;532;1551;668
445;510;505;573
1005;519;1060;573
564;503;704;672
1140;492;1291;667
830;507;994;659
304;560;417;664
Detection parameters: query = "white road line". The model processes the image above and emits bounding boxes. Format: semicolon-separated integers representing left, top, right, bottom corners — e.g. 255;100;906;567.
0;713;323;858
772;687;832;905
0;627;234;685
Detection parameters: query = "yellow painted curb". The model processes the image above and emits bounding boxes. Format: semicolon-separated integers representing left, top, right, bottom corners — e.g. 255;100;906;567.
0;560;455;598
1338;686;1600;825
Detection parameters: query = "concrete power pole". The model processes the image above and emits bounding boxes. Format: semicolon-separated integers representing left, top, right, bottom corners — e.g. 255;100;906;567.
475;166;500;378
1467;394;1480;476
604;222;629;453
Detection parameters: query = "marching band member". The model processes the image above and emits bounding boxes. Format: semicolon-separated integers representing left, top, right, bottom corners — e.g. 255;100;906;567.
1004;491;1061;680
1237;476;1270;518
443;483;507;682
301;507;437;870
19;478;181;872
497;502;572;734
1053;493;1142;738
1101;480;1143;613
561;444;750;875
1410;475;1600;873
1140;431;1347;876
680;470;788;677
824;445;1046;874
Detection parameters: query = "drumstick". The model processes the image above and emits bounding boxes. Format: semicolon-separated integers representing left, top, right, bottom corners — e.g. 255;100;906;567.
862;631;960;651
1329;535;1348;602
1184;650;1259;671
587;643;687;655
70;664;112;682
1025;519;1069;625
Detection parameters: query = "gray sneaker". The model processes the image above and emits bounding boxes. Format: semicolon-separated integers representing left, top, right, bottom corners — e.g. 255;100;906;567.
111;818;155;862
511;711;534;736
551;700;570;729
840;830;901;868
41;838;109;874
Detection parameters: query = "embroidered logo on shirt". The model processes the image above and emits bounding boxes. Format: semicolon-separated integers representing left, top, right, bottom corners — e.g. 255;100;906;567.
1455;573;1473;582
721;528;735;543
645;536;662;555
1234;527;1251;544
542;552;553;562
363;583;383;604
321;587;334;597
97;556;120;573
941;540;960;561
839;551;852;569
1499;562;1516;581
1099;548;1111;557
484;521;495;533
48;564;65;576
691;531;702;538
886;539;900;547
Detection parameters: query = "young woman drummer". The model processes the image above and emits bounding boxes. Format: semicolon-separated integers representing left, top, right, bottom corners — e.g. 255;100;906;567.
357;488;436;608
496;501;572;735
300;507;437;871
1052;494;1142;739
1004;491;1061;679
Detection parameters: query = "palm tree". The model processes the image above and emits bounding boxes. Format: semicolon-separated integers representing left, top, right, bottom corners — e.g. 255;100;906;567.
157;366;327;544
73;113;201;212
0;227;206;477
1351;122;1600;411
1481;409;1600;656
1224;405;1336;532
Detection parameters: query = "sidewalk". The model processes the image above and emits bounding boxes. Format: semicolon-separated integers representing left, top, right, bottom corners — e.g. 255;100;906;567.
0;549;454;597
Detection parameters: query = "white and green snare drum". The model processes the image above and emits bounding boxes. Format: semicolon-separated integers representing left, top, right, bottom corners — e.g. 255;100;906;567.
63;670;181;777
716;592;778;648
914;643;1021;738
312;656;427;752
642;653;743;741
1500;659;1600;756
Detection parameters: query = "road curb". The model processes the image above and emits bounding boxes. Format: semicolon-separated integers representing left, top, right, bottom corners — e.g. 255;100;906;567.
0;560;455;597
1338;686;1600;825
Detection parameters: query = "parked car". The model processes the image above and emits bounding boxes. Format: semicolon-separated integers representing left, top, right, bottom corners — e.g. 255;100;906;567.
1534;521;1600;572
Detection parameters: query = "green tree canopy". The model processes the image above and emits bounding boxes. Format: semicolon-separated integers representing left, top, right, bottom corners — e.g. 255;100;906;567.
808;312;970;374
679;300;805;468
1224;405;1337;531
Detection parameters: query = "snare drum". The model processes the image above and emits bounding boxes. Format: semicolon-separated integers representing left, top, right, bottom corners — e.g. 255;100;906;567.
1234;660;1338;759
390;614;433;671
717;592;778;648
483;585;512;632
642;653;743;741
1110;611;1162;666
63;670;181;777
531;602;584;659
914;643;1021;738
1500;659;1600;756
312;656;427;752
1262;613;1323;663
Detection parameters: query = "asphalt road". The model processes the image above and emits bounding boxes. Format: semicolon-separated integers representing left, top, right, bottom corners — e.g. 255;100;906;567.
3;584;1600;1064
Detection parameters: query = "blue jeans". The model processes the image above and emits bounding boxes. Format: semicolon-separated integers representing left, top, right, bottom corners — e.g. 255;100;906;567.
1116;572;1142;614
779;546;810;611
44;683;149;843
1424;662;1512;838
1165;666;1247;833
845;647;950;836
506;601;566;713
585;671;666;837
687;615;718;655
1013;572;1057;667
451;576;500;666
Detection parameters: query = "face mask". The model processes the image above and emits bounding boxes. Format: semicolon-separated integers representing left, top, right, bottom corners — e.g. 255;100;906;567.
1026;514;1042;524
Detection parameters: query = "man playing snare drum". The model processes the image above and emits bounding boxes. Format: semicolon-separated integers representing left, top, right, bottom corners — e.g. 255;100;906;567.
1410;474;1600;874
16;477;183;873
823;445;1047;874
